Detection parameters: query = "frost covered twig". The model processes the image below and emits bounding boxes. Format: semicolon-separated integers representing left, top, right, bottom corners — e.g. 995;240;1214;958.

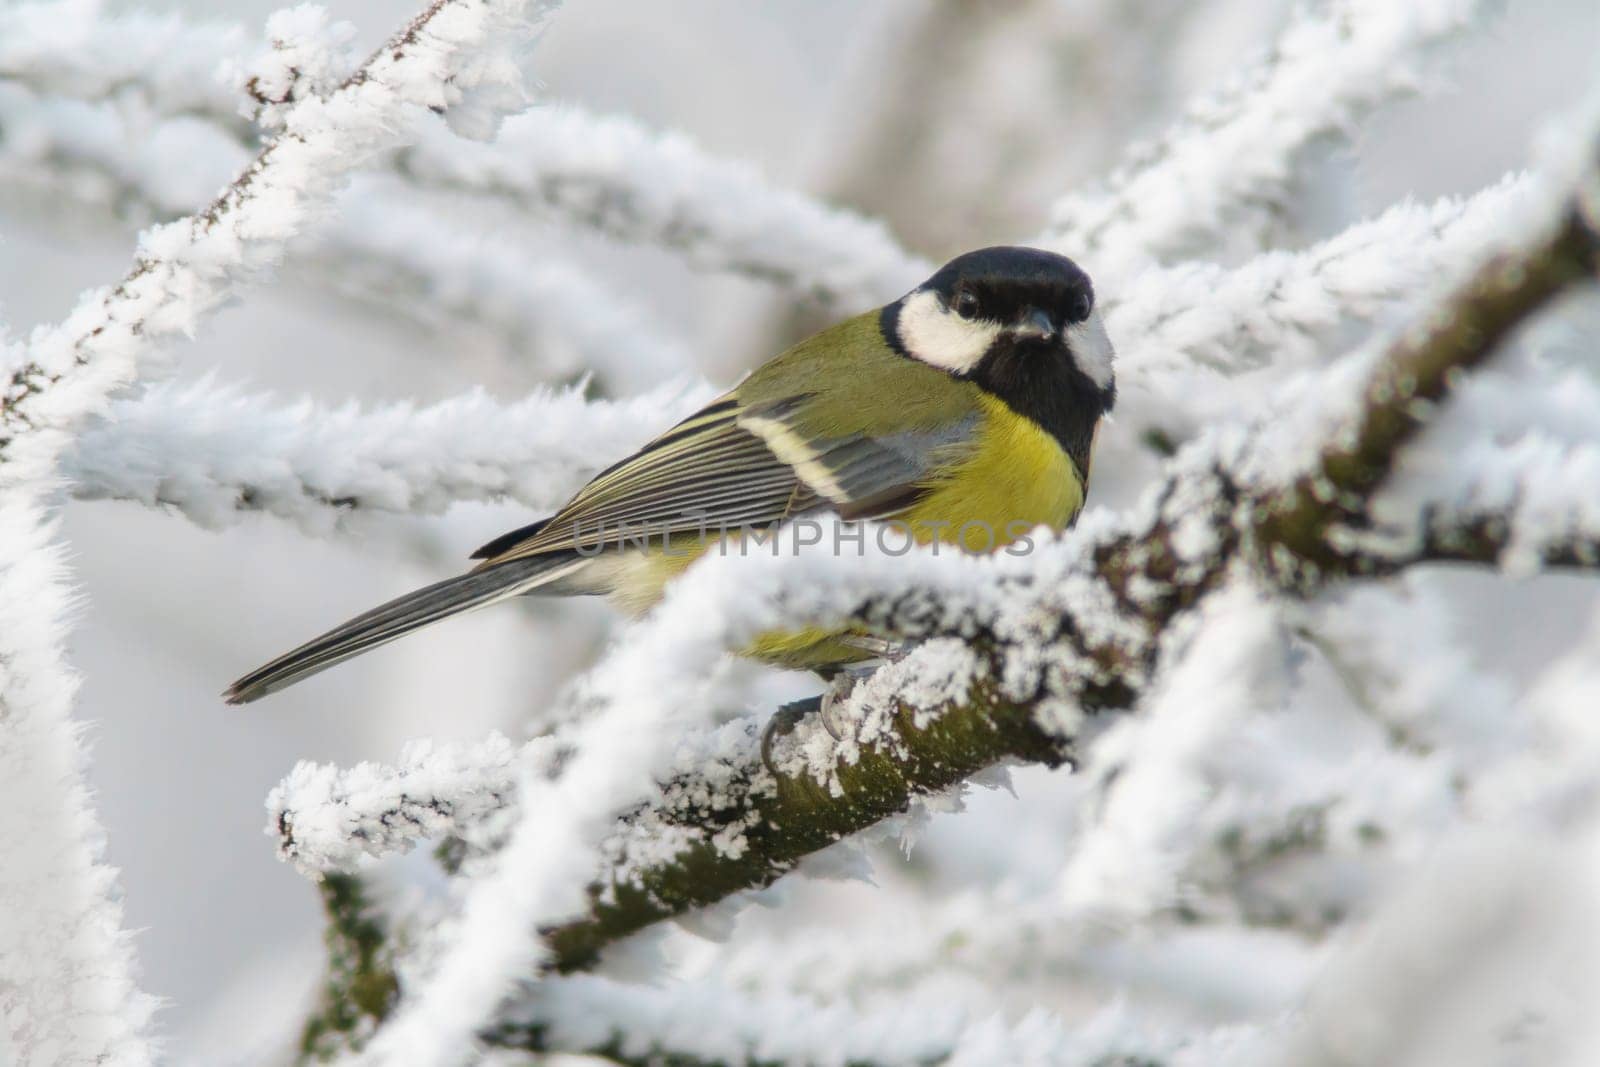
0;87;240;220
269;734;551;877
487;972;964;1067
1041;0;1492;280
309;188;697;389
1401;473;1600;574
1057;584;1292;922
63;379;714;531
1111;175;1538;385
392;110;929;310
486;971;1261;1067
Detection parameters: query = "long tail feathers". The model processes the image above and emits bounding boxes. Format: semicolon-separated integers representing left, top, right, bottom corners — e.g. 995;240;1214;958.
223;555;578;705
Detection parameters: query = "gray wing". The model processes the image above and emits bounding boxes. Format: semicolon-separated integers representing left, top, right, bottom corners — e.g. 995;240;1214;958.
471;392;977;567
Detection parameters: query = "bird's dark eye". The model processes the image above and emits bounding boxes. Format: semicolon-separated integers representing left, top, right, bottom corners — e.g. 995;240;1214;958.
1069;294;1093;323
951;291;980;319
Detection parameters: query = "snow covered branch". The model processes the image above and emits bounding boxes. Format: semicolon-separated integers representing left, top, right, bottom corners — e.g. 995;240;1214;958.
392;110;930;310
304;873;1250;1067
487;972;1255;1067
1041;0;1493;281
306;188;698;389
63;378;714;532
269;734;547;877
1393;468;1600;574
537;655;1078;977
1111;175;1537;386
1253;166;1600;582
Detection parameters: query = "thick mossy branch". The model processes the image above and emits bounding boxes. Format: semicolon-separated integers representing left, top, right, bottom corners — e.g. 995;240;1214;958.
537;469;1251;976
542;677;1071;974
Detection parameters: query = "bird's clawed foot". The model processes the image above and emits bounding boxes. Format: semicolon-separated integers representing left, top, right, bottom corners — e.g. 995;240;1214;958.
758;667;874;779
817;669;864;741
759;695;821;780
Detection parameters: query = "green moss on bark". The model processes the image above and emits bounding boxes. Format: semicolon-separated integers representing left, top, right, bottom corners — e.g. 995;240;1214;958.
544;679;1071;973
299;873;400;1063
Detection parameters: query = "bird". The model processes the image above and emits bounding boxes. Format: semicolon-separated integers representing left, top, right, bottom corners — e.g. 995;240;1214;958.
223;245;1116;706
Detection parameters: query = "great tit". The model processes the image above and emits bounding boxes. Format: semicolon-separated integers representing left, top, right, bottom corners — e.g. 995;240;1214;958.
224;246;1116;704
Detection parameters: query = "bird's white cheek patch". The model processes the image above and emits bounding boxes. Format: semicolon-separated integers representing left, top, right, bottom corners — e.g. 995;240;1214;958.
896;289;1003;374
1065;309;1116;390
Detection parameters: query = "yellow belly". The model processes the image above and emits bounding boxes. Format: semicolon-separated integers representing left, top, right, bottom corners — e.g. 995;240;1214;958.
897;393;1083;550
608;395;1086;671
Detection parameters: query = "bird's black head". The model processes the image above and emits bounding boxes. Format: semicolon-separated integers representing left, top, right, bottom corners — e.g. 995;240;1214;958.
882;246;1115;467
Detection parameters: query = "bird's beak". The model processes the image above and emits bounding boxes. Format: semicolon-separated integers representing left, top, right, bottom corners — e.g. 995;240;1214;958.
1011;307;1056;342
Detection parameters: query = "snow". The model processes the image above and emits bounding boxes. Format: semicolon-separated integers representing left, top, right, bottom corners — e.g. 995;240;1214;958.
228;5;358;131
268;732;551;876
1058;585;1291;923
3;0;1600;1064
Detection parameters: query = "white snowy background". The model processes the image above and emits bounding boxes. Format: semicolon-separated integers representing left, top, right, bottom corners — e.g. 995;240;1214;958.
3;0;1600;1064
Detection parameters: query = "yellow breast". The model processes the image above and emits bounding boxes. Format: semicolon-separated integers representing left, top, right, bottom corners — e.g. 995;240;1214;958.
899;393;1084;551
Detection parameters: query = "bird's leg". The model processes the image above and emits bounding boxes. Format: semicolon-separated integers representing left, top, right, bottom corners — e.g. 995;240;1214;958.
838;634;914;662
878;639;912;663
